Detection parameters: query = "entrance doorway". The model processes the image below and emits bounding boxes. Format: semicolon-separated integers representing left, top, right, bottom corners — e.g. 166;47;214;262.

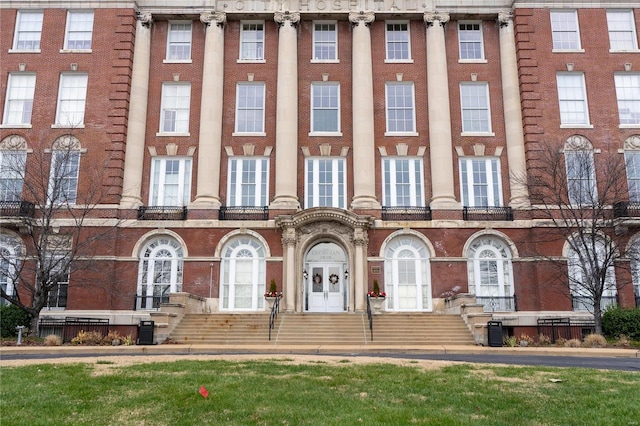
304;242;347;312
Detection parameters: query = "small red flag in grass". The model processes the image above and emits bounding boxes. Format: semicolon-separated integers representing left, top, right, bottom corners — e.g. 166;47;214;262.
199;385;209;398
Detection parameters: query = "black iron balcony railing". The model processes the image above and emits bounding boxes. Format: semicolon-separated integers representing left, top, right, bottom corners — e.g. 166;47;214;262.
613;201;640;218
137;206;187;221
476;296;517;312
0;200;36;218
463;206;513;221
134;294;169;311
571;295;618;311
381;206;432;221
219;205;269;220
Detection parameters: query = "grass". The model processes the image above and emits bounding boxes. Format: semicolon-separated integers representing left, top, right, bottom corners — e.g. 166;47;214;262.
1;359;639;425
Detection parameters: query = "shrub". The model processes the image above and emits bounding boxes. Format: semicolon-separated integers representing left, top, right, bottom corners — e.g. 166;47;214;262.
615;334;631;348
503;335;517;347
0;304;30;338
102;330;123;345
537;334;552;346
517;334;535;346
602;306;640;340
71;330;104;345
583;333;607;348
44;334;62;346
565;339;582;348
122;335;134;345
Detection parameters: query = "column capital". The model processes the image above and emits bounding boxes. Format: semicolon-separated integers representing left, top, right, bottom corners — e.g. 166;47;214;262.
498;11;514;28
136;10;153;28
274;11;300;27
423;11;449;27
201;11;226;27
349;11;375;27
282;228;297;247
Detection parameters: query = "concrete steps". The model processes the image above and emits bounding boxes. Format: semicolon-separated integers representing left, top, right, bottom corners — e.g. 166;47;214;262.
168;314;274;344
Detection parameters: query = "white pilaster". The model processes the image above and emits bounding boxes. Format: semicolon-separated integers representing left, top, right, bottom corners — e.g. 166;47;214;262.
353;229;367;312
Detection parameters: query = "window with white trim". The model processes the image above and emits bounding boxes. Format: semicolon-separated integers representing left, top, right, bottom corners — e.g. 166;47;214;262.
0;149;26;202
137;236;183;310
150;157;192;207
160;83;191;134
384;235;431;311
235;83;265;133
567;239;617;312
240;22;264;61
467;236;515;312
385;22;410;61
48;149;80;205
556;73;590;126
220;236;266;311
614;73;640;126
458;22;484;60
64;10;94;50
12;10;43;51
55;73;88;127
44;248;70;309
565;149;597;206
629;240;640;306
228;158;269;207
551;10;581;50
460;157;502;207
382;158;424;207
166;21;192;61
3;73;35;126
460;83;491;133
311;83;340;133
313;22;337;61
0;234;22;306
607;10;638;51
305;157;346;209
385;82;415;133
625;151;640;203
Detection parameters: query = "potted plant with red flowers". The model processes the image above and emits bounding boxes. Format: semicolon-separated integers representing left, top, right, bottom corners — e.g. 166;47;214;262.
264;279;282;311
367;279;386;315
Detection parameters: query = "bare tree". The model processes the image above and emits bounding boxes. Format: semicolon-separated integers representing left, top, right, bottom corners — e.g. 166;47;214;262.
1;134;119;332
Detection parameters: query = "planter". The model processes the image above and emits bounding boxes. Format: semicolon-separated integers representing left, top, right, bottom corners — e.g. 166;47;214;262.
265;296;279;311
369;297;385;315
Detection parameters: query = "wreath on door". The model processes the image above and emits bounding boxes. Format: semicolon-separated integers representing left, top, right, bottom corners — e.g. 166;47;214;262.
312;273;322;284
328;274;340;285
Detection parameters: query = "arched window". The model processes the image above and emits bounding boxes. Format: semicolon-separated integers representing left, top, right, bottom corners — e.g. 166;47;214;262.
220;236;266;311
467;236;514;312
0;135;28;202
0;234;22;306
384;235;431;311
567;237;617;312
137;236;184;310
563;135;596;206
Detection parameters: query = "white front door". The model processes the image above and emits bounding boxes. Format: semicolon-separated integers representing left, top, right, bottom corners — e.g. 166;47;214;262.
307;264;344;312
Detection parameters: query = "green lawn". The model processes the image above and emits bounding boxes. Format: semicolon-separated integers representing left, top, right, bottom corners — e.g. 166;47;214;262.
1;359;639;425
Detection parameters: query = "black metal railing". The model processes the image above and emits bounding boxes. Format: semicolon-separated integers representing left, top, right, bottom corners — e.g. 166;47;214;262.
463;206;513;221
0;200;36;218
137;206;187;221
366;295;373;342
537;317;596;343
571;295;618;312
476;296;516;312
381;206;431;221
268;296;280;341
134;294;170;310
219;205;269;220
38;316;110;343
613;201;640;218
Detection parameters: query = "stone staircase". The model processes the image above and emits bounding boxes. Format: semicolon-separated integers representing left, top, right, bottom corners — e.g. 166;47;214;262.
169;312;475;346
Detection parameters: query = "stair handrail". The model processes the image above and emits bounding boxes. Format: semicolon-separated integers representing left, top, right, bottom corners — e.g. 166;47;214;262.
268;295;281;341
366;295;373;341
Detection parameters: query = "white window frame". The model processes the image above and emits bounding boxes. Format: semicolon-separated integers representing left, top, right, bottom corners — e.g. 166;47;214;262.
54;73;88;128
0;235;22;306
11;10;43;52
312;21;338;62
159;83;191;135
2;73;36;127
614;73;640;127
567;240;617;312
45;255;70;309
458;21;485;62
310;82;340;135
227;157;269;207
459;157;503;207
467;236;515;312
149;157;192;207
165;21;192;62
234;82;265;135
460;82;493;135
556;73;591;127
239;21;265;62
384;236;431;312
551;10;583;52
137;237;184;310
385;21;412;62
607;10;639;52
625;151;640;203
564;149;597;206
305;157;347;209
0;149;27;202
220;236;266;311
48;149;80;205
382;157;424;207
63;10;94;51
385;82;416;135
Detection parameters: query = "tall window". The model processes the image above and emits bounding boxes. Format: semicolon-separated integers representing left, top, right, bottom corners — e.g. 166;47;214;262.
0;234;22;306
565;147;597;206
313;22;337;61
55;73;88;127
467;236;515;312
150;158;192;206
460;83;492;133
160;83;191;134
48;149;80;205
460;157;502;207
235;83;265;134
551;10;581;50
311;83;340;133
227;158;269;207
137;237;183;310
64;10;94;50
220;236;266;311
607;10;638;51
625;151;640;202
385;82;415;133
240;22;264;61
0;149;26;202
629;240;640;307
458;22;484;60
3;73;35;126
614;73;640;126
556;73;590;126
305;157;346;209
166;21;192;61
12;10;43;51
45;252;70;309
382;158;424;207
567;239;617;312
384;235;431;311
385;22;410;61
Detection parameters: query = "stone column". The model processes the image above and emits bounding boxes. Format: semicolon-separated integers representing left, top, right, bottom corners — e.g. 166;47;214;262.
349;11;380;209
282;228;297;312
193;12;226;209
270;11;300;210
498;12;530;208
424;12;459;209
353;228;368;312
120;12;153;208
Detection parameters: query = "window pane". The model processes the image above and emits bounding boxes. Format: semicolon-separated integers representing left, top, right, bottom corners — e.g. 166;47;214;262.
313;23;337;60
557;74;589;125
3;74;35;125
461;83;490;132
49;151;80;204
565;150;596;205
460;158;502;207
382;158;423;207
56;74;88;126
625;152;640;202
236;83;265;133
0;151;26;201
66;11;94;50
161;83;191;133
386;83;415;132
551;10;580;50
240;23;264;60
228;158;269;206
167;22;192;60
615;74;640;125
459;23;483;60
607;10;637;51
14;11;43;50
312;84;339;132
386;23;409;60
